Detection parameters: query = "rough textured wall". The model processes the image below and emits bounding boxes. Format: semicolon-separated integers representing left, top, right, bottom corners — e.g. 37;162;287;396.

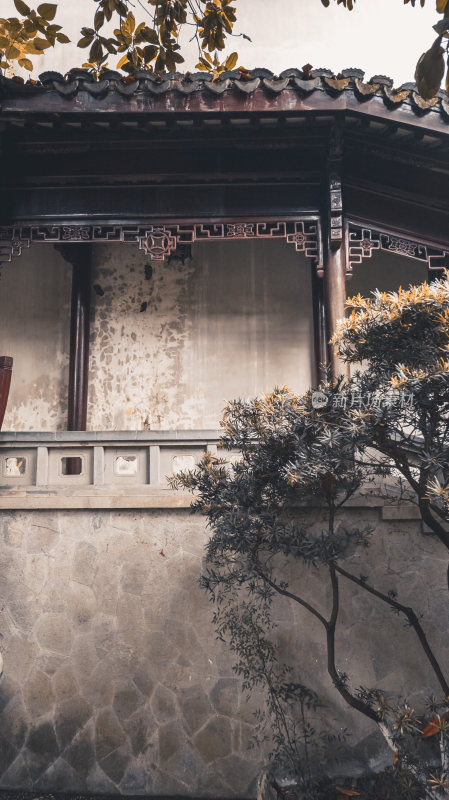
0;245;71;431
0;510;264;796
88;240;313;431
0;508;447;796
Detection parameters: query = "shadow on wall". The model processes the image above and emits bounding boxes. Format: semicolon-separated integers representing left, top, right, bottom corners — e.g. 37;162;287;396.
0;509;264;797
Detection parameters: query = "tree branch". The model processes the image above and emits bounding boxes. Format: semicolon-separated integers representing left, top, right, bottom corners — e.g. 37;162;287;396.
419;497;449;553
327;565;379;722
335;564;449;696
255;568;328;629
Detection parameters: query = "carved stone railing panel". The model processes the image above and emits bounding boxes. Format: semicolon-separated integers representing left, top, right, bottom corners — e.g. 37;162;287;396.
0;432;221;504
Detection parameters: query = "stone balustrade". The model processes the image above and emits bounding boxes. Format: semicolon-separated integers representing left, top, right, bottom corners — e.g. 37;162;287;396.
0;430;424;522
0;431;221;509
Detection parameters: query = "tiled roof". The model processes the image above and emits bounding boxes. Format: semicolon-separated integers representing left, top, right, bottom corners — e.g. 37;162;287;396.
1;67;449;123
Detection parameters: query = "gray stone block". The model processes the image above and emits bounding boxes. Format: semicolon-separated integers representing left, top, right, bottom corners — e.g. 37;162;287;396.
0;732;17;776
71;542;98;586
124;707;155;757
151;685;178;724
113;683;141;721
215;753;259;794
0;754;32;789
36;613;72;654
95;708;126;760
210;677;240;717
55;695;92;750
52;665;79;702
63;725;96;779
179;684;213;734
86;762;119;794
120;763;151;794
34;757;86;792
194;716;232;763
159;720;186;764
165;742;205;789
23;668;54;717
100;745;131;785
24;721;59;780
0;695;29;750
133;663;154;698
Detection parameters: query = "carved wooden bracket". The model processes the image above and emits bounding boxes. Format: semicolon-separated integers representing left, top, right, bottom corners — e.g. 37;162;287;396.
346;224;448;277
0;218;323;267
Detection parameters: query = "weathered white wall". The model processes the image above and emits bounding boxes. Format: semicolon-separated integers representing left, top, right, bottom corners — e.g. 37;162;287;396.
2;0;437;87
0;245;71;431
0;240;314;432
88;240;313;431
1;243;431;432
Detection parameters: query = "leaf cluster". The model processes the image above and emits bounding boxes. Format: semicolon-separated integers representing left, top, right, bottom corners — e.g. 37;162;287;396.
0;0;68;75
416;0;449;98
77;0;242;78
332;273;449;526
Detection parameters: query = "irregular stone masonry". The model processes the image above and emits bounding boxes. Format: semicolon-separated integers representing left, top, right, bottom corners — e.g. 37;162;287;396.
0;506;447;796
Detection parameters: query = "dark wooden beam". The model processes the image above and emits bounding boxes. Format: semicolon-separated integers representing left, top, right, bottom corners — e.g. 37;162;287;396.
0;356;13;431
1;88;449;138
66;244;92;431
311;267;328;386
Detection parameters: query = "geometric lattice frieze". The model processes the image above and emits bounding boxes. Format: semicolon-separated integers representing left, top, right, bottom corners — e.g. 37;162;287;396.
347;225;447;277
0;227;31;263
0;218;322;265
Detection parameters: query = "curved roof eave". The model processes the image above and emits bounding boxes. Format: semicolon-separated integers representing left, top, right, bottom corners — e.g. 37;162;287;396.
1;67;449;135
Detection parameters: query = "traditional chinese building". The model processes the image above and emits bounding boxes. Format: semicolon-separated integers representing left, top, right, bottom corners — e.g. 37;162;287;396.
0;67;448;797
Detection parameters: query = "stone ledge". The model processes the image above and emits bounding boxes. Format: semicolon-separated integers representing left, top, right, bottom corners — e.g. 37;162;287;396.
0;490;193;510
381;504;421;520
0;793;243;800
0;489;424;516
0;429;221;444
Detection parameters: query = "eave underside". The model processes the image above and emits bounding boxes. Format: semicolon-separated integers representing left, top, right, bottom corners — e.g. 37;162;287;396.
1;81;449;248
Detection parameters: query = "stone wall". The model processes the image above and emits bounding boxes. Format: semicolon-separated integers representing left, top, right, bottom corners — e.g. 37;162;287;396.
0;506;447;796
0;509;264;797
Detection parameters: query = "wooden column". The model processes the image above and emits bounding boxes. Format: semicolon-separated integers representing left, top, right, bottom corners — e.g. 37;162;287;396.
0;356;13;431
323;240;348;377
67;245;92;431
311;265;328;386
322;124;350;380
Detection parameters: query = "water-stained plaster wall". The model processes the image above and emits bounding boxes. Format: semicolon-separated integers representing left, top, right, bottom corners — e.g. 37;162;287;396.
348;250;428;297
0;506;447;796
87;239;314;431
0;245;71;431
0;243;427;434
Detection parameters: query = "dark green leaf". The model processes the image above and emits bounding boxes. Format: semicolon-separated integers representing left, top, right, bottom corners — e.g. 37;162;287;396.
37;3;57;21
13;0;31;16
